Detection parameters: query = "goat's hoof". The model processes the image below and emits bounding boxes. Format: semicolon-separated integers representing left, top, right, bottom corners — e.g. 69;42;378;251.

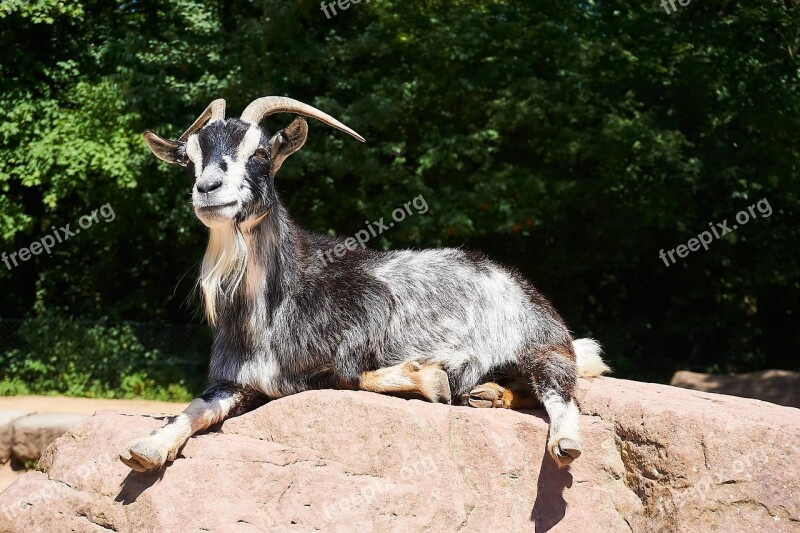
433;368;452;404
416;366;451;404
467;383;508;408
120;438;168;473
402;359;451;404
549;438;582;469
401;359;423;372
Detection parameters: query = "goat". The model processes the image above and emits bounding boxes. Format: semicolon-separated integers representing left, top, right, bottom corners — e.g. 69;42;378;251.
120;96;610;474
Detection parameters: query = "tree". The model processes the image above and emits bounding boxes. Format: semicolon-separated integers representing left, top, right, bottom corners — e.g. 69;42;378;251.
0;0;798;387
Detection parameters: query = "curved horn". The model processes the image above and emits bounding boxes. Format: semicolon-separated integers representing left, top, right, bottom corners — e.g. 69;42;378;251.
178;98;226;142
240;96;365;143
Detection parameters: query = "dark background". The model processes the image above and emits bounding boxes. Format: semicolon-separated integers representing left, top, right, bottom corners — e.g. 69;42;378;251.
0;0;798;399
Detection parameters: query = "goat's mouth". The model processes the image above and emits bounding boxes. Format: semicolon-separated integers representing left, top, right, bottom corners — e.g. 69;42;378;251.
197;201;238;212
194;201;239;225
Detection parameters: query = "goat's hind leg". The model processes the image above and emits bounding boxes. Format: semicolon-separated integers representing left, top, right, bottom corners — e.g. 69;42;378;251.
466;371;538;409
467;382;539;409
119;382;267;473
528;344;582;468
359;359;451;404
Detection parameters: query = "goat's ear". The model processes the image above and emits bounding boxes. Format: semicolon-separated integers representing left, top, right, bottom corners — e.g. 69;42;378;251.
143;131;186;165
268;116;308;176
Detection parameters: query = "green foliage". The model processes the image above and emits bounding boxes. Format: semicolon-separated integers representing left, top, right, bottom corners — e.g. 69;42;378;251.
0;377;30;396
0;318;200;401
0;0;798;392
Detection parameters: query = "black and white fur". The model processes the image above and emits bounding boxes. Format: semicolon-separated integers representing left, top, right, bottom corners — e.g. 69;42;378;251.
120;99;609;474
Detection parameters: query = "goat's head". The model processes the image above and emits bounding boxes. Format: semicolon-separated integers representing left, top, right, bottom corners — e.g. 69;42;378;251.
144;97;364;325
143;97;364;228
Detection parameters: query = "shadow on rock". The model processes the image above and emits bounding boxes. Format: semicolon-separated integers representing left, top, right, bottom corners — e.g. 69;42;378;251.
115;468;167;505
530;445;572;532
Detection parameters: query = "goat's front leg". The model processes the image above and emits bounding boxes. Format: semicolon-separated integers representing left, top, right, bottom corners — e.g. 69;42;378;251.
119;382;267;473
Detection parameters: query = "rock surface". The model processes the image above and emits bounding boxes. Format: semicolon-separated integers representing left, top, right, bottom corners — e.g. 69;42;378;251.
671;369;800;408
0;377;798;532
0;411;27;465
10;413;87;463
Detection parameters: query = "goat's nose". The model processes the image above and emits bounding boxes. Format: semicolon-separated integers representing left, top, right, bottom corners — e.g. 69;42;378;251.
196;179;222;194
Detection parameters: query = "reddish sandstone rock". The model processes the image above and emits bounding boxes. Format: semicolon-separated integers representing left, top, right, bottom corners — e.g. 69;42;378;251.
0;378;797;532
670;369;800;408
0;411;27;465
11;413;87;463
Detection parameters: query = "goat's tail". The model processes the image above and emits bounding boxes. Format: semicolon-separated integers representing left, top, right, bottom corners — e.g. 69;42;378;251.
572;338;611;378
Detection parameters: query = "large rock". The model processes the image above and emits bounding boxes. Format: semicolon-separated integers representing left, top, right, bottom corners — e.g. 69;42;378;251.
0;412;28;465
0;378;797;532
10;413;87;463
671;369;800;408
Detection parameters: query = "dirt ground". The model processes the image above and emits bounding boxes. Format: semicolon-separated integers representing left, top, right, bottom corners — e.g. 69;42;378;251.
0;395;188;416
0;395;187;492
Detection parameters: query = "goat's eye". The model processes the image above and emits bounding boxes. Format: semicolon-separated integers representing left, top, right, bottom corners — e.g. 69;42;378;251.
252;147;268;160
